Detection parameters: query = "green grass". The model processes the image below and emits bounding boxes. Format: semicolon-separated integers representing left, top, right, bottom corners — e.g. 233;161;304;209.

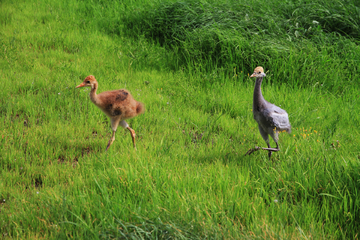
1;0;360;239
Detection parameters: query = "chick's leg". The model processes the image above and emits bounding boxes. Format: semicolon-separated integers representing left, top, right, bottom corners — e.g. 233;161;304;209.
106;131;116;151
120;120;136;149
127;127;136;149
106;118;120;151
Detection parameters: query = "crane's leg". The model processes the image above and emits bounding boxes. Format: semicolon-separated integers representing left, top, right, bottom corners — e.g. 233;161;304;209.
264;130;280;159
106;131;116;151
245;126;279;157
265;142;280;158
120;120;136;149
106;118;120;151
266;142;273;159
127;127;136;149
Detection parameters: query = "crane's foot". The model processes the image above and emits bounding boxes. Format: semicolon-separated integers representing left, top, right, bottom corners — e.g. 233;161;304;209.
245;147;279;156
127;127;136;150
245;146;261;156
263;147;279;160
261;147;280;152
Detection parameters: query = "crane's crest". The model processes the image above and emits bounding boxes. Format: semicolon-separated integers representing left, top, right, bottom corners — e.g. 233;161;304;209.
85;75;96;81
254;66;264;74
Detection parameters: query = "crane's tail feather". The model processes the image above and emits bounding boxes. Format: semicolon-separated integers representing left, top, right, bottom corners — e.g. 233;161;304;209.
286;126;291;134
275;125;291;134
136;101;145;115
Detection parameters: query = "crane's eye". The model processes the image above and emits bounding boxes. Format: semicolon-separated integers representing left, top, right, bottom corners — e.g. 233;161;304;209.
86;81;90;84
258;71;261;74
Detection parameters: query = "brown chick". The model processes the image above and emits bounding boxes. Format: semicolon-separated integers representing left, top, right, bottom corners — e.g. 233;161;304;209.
76;75;145;151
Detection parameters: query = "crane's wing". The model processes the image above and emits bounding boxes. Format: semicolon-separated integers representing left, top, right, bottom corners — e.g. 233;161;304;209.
263;104;291;133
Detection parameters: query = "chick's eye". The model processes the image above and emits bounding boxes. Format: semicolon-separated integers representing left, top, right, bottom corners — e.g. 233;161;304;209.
258;71;261;74
86;81;90;84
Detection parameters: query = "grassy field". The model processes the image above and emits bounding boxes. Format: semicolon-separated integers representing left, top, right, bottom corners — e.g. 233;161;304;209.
1;0;360;239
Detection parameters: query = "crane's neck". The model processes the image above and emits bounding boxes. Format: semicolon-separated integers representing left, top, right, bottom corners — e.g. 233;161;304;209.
253;77;266;109
89;82;99;105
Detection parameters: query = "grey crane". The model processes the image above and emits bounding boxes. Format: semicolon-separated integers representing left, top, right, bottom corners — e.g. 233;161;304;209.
245;66;291;158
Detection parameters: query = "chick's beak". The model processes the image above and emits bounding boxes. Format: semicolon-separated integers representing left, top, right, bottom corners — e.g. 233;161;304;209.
76;82;86;88
250;73;257;78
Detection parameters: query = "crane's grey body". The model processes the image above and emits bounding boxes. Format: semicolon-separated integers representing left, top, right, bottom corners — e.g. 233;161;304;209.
253;77;291;148
246;66;291;158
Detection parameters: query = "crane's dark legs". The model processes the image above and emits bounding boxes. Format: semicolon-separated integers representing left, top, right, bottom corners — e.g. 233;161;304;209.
264;142;279;158
245;145;279;157
245;126;279;158
267;142;273;158
247;142;279;158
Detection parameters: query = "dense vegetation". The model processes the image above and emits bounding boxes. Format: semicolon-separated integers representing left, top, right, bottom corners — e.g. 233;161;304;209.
1;0;359;239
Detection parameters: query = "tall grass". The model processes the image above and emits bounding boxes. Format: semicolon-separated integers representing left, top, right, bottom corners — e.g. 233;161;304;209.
1;0;360;239
116;0;360;89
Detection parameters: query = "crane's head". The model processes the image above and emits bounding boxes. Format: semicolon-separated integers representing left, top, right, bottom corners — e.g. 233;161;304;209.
76;75;97;88
250;66;266;78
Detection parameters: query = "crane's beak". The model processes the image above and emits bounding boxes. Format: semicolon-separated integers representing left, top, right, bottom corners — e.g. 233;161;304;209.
250;72;266;78
76;82;85;88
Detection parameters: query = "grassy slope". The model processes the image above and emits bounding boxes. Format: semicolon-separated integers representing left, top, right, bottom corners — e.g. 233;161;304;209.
1;0;360;239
